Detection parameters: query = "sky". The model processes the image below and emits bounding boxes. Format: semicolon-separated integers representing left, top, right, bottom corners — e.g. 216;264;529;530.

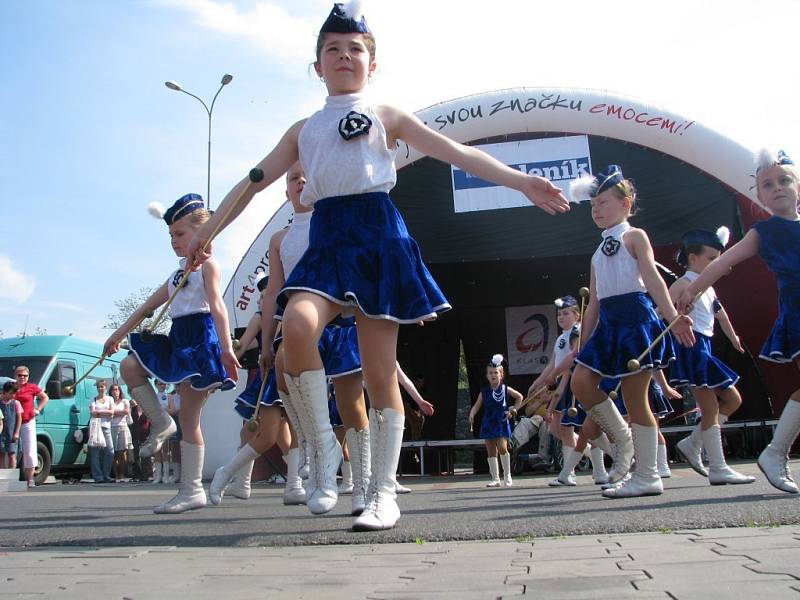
2;0;799;343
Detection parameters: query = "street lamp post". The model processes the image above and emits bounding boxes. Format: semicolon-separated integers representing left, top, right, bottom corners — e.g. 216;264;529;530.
165;74;233;210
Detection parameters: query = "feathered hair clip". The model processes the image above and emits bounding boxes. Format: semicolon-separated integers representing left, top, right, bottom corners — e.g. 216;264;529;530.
489;354;504;368
341;0;365;21
756;148;795;173
147;202;166;220
554;297;565;308
569;174;597;204
716;226;730;248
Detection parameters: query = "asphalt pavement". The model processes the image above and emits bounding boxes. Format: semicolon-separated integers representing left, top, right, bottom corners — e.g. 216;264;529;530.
1;461;797;548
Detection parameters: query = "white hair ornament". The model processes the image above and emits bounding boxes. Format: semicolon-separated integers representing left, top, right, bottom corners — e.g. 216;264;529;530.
147;202;166;220
490;354;504;367
716;226;730;248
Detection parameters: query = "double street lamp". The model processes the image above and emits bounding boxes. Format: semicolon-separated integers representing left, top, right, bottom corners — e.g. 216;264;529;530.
165;74;233;210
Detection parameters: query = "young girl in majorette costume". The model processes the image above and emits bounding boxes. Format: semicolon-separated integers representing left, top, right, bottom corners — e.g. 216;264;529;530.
670;227;755;486
104;195;238;513
469;355;523;487
211;163;368;516
569;165;694;499
677;149;800;493
530;296;610;487
211;274;297;506
188;3;568;530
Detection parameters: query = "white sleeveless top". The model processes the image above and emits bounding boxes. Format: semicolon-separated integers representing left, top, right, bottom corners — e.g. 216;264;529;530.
683;270;716;337
168;258;210;318
279;211;312;278
298;93;397;206
592;222;646;300
553;325;579;367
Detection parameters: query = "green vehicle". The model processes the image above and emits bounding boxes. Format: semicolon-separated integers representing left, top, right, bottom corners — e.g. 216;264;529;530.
0;336;127;484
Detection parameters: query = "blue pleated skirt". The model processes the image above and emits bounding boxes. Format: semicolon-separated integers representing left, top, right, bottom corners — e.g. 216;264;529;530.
278;192;451;323
128;312;235;392
599;378;629;417
760;283;800;363
670;332;739;389
555;386;586;427
576;292;674;378
234;368;281;420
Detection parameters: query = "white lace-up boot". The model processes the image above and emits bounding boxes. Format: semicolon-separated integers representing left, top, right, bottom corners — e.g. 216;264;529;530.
588;399;634;483
590;445;609;484
602;424;663;498
133;384;176;459
657;444;672;478
758;400;800;493
153;442;207;513
549;447;580;486
283;447;307;505
499;452;513;487
703;425;755;485
676;425;708;477
352;408;404;531
152;461;162;484
486;457;501;487
284;370;340;514
209;444;259;505
339;460;354;494
346;427;370;515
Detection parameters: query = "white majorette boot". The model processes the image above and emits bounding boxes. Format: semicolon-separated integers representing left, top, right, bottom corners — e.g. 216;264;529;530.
161;461;170;484
758;400;800;493
486;456;501;487
283;448;307;505
603;424;663;498
589;399;634;483
657;444;672;478
676;425;708;477
590;445;610;485
133;384;177;459
346;426;370;516
279;389;310;484
352;407;404;531
285;370;341;515
549;447;580;486
500;452;513;487
152;461;163;484
227;451;253;500
209;444;259;505
703;425;755;485
339;460;354;494
154;441;207;513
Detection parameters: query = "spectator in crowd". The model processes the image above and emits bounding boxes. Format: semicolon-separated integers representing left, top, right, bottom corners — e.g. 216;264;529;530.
14;365;48;488
1;381;23;468
110;383;132;482
89;379;114;483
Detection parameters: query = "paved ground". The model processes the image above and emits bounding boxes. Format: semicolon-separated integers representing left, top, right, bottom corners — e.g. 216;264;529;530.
3;526;800;598
1;461;798;548
4;460;800;598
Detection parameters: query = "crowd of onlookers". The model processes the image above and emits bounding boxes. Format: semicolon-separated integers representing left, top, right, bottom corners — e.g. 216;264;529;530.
0;366;181;486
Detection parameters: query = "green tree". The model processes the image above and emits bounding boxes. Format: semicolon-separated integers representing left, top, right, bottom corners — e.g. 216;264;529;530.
105;287;171;337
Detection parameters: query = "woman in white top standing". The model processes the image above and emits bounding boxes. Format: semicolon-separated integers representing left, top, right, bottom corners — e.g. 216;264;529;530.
89;380;114;483
110;383;132;482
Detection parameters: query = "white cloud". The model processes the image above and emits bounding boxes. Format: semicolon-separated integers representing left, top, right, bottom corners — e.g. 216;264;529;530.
160;0;318;68
0;256;35;304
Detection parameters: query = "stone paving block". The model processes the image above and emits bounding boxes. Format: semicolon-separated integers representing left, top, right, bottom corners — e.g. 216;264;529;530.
512;545;625;561
637;579;800;598
374;569;522;593
627;559;793;591
510;556;634;577
702;532;800;551
730;547;800;579
368;588;526;600
505;574;651;598
530;537;615;549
